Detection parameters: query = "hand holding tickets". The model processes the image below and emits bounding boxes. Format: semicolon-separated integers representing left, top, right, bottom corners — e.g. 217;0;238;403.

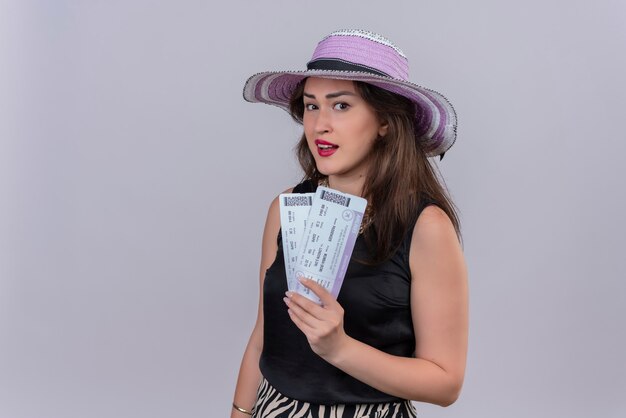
279;186;367;304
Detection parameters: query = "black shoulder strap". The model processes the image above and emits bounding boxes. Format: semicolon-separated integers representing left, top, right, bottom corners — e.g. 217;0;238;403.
292;179;317;194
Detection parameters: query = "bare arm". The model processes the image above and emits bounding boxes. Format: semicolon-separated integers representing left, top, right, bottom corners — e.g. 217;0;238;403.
230;191;287;417
285;205;468;406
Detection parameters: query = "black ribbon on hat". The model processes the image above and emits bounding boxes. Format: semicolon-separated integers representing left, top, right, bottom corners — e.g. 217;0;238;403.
306;59;390;77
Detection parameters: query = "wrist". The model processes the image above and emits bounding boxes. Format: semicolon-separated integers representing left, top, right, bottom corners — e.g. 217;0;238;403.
323;334;355;366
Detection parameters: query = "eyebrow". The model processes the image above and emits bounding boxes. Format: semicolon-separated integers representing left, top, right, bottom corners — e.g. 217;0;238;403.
303;91;357;99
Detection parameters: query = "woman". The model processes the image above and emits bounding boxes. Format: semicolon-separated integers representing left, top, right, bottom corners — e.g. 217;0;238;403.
231;29;468;418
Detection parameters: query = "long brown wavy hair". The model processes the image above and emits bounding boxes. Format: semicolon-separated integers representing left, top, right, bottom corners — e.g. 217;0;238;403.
289;79;460;264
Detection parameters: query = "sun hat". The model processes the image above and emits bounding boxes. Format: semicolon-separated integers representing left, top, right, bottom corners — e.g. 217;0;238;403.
243;29;457;158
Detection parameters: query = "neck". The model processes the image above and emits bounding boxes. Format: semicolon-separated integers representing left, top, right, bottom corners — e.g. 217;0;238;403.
326;173;367;197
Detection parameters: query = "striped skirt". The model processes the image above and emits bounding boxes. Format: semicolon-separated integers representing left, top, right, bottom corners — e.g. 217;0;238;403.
252;378;418;418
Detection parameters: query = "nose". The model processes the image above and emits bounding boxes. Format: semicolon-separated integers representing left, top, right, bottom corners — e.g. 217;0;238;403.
314;107;332;134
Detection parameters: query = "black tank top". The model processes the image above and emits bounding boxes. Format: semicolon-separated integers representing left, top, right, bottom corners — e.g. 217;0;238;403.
260;180;430;404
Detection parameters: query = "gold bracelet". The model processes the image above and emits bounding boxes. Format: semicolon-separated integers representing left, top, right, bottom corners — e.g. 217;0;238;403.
232;402;253;416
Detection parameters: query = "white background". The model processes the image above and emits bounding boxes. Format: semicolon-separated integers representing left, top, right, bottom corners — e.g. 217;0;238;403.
1;1;625;417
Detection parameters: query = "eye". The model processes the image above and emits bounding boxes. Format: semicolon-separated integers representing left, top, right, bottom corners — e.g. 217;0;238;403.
304;103;318;111
333;102;350;110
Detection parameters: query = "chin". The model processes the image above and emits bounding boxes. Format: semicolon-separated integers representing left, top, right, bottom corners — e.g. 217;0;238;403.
314;163;336;177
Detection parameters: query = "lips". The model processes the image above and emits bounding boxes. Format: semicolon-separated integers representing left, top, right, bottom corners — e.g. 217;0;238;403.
315;139;338;157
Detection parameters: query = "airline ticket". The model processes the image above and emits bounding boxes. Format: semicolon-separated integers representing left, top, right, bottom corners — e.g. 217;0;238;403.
279;193;314;291
293;186;367;304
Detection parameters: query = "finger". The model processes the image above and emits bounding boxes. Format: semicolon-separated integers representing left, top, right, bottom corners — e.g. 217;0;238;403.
284;297;318;332
286;290;328;320
284;295;315;325
298;278;337;308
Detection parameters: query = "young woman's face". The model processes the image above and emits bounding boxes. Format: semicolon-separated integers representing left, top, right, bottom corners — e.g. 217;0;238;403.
302;77;388;179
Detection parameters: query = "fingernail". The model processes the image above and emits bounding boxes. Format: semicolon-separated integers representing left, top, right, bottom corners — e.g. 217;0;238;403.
285;291;293;298
283;297;290;305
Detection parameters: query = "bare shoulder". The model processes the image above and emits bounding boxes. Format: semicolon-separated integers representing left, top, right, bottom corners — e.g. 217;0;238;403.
411;205;457;244
266;187;295;218
409;204;464;277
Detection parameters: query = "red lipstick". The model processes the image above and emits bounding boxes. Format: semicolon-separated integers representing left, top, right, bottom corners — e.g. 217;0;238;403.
315;139;338;157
